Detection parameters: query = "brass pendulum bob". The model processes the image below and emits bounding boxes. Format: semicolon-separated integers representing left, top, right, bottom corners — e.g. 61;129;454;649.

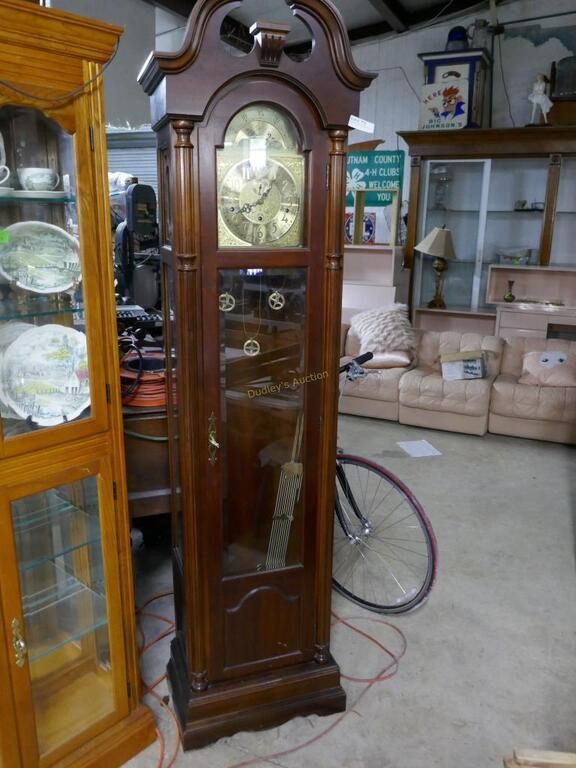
428;255;448;309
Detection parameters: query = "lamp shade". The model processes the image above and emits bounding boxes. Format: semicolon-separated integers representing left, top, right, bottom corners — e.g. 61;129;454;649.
415;227;455;259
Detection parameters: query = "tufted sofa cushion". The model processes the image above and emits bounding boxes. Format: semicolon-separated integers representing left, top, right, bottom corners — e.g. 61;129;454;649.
343;366;406;403
399;368;494;416
491;337;576;422
399;331;503;417
414;330;503;377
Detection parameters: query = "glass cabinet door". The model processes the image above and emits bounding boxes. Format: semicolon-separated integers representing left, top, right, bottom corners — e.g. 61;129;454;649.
2;464;126;763
415;160;486;310
219;267;308;575
551;155;576;266
414;157;550;313
0;107;102;446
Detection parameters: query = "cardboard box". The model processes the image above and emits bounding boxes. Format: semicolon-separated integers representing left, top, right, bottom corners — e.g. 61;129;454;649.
441;350;486;381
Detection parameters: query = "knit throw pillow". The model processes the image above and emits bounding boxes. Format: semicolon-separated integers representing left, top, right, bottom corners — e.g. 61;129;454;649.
350;305;416;366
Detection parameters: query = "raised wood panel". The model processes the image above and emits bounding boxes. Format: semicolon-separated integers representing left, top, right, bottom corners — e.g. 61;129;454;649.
224;585;302;668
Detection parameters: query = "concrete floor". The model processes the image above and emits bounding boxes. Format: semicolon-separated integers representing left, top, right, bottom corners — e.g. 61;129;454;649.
125;417;576;768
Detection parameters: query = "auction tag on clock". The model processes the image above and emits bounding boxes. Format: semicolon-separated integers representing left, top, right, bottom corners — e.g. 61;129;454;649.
0;229;8;244
348;115;375;133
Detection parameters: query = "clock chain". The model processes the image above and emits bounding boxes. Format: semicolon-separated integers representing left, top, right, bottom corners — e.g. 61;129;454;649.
241;272;263;357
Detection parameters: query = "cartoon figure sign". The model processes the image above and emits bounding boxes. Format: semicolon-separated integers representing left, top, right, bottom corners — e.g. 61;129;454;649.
419;80;469;130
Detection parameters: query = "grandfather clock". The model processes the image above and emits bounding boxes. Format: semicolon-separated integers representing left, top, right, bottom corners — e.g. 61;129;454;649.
139;0;374;748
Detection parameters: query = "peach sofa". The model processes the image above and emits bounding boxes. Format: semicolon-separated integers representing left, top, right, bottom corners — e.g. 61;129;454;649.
340;326;503;435
398;331;503;436
339;323;408;421
340;324;576;443
488;336;576;444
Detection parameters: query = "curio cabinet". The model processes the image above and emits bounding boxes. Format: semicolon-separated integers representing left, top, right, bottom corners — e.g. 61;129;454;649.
139;0;374;748
0;3;155;767
400;127;576;334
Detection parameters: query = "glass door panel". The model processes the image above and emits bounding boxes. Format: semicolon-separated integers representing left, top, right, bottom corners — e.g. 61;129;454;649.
0;107;90;441
163;259;181;556
219;267;307;575
11;476;115;757
416;160;484;310
484;157;546;267
551;156;576;266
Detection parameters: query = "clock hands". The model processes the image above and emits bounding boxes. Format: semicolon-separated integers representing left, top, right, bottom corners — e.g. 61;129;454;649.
238;181;272;214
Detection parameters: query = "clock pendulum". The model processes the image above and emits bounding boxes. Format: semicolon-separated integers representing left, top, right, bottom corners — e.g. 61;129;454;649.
265;412;304;570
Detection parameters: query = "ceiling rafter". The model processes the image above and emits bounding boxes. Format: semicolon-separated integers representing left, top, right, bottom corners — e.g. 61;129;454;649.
407;0;487;27
143;0;491;45
366;0;409;32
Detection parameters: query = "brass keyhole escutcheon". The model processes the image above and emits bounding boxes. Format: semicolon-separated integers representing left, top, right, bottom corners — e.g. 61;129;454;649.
11;618;27;668
208;412;220;465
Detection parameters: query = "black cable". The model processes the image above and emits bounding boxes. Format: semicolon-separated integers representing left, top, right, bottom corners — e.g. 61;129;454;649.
497;34;515;127
372;66;420;102
119;336;144;399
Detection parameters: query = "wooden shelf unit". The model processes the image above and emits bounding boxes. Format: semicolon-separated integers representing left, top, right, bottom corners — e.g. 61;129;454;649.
399;127;576;334
487;265;576;338
0;4;155;766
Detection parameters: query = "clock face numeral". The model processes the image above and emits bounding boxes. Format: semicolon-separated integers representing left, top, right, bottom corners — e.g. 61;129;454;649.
219;158;302;245
226;105;298;151
218;104;304;247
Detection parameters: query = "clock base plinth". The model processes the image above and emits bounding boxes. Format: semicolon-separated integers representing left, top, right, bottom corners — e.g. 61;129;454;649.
168;637;346;750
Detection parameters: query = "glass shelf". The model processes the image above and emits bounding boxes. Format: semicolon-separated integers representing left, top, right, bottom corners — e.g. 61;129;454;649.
15;506;101;573
0;303;84;323
0;195;74;205
430;208;545;214
21;562;107;663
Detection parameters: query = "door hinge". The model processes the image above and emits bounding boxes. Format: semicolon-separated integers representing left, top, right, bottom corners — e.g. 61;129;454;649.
105;382;111;404
89;126;94;152
112;481;117;501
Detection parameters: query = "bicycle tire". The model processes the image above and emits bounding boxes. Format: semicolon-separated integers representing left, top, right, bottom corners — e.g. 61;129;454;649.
332;454;437;614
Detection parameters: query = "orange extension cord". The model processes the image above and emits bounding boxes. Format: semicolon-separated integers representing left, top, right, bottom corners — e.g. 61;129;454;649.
137;594;408;768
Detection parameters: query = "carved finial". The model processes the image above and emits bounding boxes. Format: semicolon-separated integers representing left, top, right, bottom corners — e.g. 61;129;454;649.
249;21;290;68
173;120;194;148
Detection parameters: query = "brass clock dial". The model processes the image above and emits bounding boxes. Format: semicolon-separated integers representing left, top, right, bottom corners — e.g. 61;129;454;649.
218;157;303;246
226;105;298;151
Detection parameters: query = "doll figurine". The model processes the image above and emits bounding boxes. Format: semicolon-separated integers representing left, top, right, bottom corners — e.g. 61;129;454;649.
528;74;553;124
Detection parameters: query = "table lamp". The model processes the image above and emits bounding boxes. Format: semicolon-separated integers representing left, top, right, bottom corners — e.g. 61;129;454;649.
415;226;455;309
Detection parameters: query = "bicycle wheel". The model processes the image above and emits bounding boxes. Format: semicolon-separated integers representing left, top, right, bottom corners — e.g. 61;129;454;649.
332;454;437;614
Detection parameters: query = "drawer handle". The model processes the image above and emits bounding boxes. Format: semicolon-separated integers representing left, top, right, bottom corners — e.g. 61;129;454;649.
11;618;27;668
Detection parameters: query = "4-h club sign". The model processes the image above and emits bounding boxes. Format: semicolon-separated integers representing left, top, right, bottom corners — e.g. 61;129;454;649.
345;150;404;208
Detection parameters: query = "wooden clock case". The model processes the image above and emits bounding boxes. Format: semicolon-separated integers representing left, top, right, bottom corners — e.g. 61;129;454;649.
140;0;374;748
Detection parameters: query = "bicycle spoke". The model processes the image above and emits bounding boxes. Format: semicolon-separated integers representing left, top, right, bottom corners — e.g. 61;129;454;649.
333;456;436;613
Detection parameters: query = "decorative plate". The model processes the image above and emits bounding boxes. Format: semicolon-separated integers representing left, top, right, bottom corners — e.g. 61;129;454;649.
0;221;80;294
0;324;90;426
